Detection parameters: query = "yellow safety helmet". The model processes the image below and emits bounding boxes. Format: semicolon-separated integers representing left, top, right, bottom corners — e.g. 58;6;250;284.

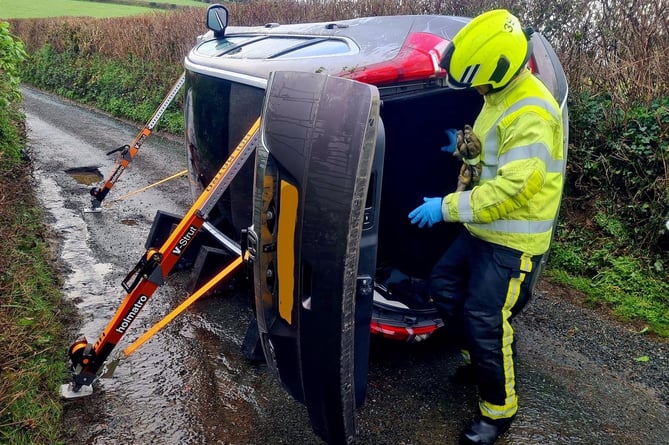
440;9;533;91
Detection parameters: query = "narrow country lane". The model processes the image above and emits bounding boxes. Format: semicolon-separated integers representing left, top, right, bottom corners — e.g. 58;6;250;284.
23;85;669;445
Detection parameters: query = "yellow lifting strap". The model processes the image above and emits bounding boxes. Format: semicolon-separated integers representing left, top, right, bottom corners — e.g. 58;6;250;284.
123;253;247;357
103;169;188;207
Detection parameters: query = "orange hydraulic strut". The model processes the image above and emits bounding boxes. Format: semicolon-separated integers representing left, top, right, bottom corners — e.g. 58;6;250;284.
123;252;247;357
65;118;260;394
95;251;249;381
88;72;186;212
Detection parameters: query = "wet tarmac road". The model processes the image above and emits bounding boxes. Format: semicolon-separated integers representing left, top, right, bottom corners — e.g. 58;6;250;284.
23;85;669;445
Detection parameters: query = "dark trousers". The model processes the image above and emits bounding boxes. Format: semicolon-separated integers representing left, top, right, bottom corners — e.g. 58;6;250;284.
429;230;540;419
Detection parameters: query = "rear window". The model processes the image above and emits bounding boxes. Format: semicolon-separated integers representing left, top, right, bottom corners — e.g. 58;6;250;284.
196;36;355;59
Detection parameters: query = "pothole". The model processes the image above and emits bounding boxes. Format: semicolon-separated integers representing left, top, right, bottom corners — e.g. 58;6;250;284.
65;166;103;185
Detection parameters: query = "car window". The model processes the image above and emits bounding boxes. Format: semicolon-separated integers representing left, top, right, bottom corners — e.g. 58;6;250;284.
279;39;352;58
196;36;258;56
196;36;354;59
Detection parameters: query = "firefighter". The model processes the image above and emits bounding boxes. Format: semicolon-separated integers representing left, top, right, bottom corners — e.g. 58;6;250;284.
408;9;565;445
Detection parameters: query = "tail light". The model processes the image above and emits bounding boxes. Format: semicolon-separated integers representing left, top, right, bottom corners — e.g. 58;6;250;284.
336;32;450;86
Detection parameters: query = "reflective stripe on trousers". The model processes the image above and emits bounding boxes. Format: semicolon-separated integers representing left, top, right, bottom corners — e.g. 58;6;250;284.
428;230;540;420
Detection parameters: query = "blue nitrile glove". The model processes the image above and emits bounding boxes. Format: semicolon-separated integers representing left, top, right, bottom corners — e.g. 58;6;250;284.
408;197;443;228
441;128;458;153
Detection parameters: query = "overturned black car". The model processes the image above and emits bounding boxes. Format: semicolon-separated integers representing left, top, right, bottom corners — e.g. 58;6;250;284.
177;5;568;444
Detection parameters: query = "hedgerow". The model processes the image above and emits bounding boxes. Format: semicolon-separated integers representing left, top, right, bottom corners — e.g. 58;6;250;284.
0;21;27;163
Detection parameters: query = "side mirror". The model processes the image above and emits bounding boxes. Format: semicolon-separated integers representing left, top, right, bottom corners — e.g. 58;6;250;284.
206;4;229;37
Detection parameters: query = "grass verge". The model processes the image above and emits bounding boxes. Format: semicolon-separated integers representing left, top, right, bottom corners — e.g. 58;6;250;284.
0;156;73;445
0;0;153;19
547;239;669;338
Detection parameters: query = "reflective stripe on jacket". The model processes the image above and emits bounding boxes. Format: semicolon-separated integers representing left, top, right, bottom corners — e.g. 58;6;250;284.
442;68;564;255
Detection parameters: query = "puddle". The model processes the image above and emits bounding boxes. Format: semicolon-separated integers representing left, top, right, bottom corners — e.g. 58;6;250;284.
120;218;139;226
64;166;103;185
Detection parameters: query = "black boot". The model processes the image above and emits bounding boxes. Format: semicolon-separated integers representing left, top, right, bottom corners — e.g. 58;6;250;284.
460;416;514;445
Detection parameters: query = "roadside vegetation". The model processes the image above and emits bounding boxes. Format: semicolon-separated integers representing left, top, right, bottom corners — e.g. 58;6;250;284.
0;22;71;445
0;0;667;442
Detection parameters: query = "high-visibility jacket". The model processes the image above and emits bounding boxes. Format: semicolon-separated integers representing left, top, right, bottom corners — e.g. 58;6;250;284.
441;68;565;255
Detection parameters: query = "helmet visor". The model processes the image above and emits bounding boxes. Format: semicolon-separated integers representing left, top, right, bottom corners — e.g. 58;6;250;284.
440;43;477;89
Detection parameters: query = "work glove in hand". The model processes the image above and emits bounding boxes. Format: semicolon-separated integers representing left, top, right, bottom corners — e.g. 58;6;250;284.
457;163;472;190
408;197;443;228
454;125;482;191
441;128;458;153
454;125;481;160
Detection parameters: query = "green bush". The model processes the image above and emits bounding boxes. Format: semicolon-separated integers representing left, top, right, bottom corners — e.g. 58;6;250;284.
0;21;27;163
541;91;669;337
21;46;184;134
566;93;669;254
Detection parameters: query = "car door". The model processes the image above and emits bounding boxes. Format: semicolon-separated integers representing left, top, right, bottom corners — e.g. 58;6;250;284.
249;71;381;445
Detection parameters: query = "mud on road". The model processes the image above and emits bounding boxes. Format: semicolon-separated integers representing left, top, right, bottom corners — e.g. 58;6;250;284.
23;85;668;445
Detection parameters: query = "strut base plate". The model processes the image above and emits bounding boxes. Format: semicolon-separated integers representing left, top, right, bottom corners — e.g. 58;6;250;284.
60;383;94;399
